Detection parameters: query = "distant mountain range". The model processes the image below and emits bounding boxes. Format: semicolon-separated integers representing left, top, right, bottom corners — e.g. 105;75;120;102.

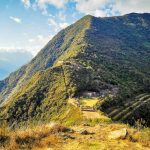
0;13;150;127
0;51;33;80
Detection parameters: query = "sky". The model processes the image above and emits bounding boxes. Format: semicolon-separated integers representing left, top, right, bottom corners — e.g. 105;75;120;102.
0;0;150;79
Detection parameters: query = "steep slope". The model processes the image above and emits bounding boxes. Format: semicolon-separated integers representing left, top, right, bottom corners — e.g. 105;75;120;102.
0;13;150;126
0;15;91;105
99;93;150;126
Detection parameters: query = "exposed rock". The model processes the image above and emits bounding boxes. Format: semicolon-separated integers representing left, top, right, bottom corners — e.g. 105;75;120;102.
65;128;74;133
108;128;127;140
83;123;90;126
60;133;75;140
80;130;89;135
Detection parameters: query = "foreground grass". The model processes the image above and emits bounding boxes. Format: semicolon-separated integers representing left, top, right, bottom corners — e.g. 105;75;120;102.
70;123;150;150
0;124;63;150
0;122;150;150
0;103;150;150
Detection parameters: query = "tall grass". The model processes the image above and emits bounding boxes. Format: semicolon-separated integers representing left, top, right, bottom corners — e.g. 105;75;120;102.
0;123;70;149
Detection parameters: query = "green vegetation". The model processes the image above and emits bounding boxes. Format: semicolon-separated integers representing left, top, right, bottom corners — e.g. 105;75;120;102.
0;13;150;127
0;66;69;126
59;104;83;126
80;98;99;106
99;93;150;127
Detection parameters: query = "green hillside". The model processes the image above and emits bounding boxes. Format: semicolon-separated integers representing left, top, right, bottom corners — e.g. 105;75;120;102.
0;13;150;127
0;15;91;105
99;93;150;126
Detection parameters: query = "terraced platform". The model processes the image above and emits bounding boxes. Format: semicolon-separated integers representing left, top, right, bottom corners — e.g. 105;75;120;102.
105;93;150;123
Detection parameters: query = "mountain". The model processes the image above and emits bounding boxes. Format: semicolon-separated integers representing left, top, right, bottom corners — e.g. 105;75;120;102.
0;51;33;80
0;13;150;127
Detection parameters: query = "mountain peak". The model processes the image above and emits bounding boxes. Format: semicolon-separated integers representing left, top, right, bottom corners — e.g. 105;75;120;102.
0;13;150;127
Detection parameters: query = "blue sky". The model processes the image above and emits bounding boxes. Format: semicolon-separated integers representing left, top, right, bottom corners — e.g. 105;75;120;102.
0;0;150;79
0;0;83;55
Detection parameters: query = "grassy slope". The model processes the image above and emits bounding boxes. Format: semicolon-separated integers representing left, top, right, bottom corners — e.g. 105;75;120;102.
0;66;68;126
0;16;92;125
0;15;92;104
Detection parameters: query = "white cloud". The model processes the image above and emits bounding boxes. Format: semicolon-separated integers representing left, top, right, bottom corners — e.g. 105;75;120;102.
48;18;59;32
0;34;53;56
94;9;107;17
21;0;150;17
0;58;9;62
0;47;37;56
48;18;69;31
36;0;68;15
21;0;31;8
0;47;30;53
74;0;111;17
37;0;68;9
48;18;58;27
9;16;22;24
28;39;35;42
73;0;150;17
59;22;69;29
28;34;53;55
28;34;52;45
58;11;66;21
74;0;107;13
113;0;150;15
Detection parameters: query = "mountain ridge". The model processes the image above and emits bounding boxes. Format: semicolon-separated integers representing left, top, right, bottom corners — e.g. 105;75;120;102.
0;13;150;126
0;15;92;105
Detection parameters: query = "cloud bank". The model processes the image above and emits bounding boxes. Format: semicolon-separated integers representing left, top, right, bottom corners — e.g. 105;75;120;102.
22;0;31;8
23;0;150;17
9;16;22;24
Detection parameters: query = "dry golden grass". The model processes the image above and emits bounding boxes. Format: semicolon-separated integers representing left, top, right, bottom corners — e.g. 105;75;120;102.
64;123;150;150
0;123;70;150
0;121;149;150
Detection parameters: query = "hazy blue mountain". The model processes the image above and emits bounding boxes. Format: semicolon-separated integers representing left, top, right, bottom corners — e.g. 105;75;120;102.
0;51;33;80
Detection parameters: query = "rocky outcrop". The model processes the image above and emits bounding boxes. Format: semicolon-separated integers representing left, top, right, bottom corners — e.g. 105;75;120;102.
108;128;127;140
